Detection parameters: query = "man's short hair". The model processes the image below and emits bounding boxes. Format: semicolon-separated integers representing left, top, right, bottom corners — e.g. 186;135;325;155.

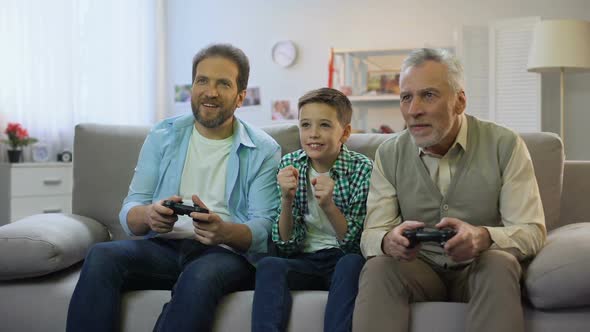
297;88;353;126
191;44;250;92
401;48;464;92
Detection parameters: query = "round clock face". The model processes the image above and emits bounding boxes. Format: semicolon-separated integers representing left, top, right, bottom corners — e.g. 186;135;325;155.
61;151;72;162
272;40;297;67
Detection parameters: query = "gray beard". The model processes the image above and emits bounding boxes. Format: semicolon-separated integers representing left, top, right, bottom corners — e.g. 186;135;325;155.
410;134;435;149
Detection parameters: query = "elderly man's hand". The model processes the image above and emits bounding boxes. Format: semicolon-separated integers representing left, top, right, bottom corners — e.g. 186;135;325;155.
382;220;425;261
436;217;492;262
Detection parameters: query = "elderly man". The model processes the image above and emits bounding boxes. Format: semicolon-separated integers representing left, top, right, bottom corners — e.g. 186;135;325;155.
352;48;546;332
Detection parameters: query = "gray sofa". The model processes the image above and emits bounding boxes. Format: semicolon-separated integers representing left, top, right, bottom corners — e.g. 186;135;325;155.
1;122;590;332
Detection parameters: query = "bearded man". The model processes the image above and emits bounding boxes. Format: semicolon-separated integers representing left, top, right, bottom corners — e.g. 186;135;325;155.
67;44;281;332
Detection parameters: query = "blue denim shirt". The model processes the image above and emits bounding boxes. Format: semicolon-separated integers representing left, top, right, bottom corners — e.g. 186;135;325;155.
118;114;281;254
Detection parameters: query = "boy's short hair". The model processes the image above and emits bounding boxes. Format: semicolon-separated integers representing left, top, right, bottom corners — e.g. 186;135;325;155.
297;88;353;126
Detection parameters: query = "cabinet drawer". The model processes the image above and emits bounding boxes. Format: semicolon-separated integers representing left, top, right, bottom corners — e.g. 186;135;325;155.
11;166;73;197
10;195;72;222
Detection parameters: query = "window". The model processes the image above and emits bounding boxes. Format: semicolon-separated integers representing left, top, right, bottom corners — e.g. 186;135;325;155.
0;0;158;160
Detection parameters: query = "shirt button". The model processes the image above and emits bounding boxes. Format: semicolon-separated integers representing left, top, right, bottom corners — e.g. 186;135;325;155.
443;204;449;211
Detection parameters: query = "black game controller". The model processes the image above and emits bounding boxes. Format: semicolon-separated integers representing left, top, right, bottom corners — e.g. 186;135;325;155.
162;200;209;215
402;228;457;248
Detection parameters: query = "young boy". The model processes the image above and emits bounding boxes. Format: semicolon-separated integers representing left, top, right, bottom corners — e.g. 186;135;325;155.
251;88;373;332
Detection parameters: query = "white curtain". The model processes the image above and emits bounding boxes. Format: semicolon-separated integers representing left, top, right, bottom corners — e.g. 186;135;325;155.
0;0;158;162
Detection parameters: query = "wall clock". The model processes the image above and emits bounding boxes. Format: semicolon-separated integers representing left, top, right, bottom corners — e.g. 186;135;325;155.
272;40;298;68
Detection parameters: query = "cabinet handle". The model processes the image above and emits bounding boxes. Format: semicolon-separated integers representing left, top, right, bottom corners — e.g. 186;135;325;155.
43;208;63;213
43;178;63;185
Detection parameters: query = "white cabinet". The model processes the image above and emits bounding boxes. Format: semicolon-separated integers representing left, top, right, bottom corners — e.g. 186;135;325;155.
0;162;73;224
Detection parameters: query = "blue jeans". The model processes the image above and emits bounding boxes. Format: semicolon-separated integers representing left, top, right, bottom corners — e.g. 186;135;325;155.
251;249;365;332
66;238;254;332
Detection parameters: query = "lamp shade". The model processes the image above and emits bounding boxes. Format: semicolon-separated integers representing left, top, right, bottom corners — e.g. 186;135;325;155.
527;19;590;73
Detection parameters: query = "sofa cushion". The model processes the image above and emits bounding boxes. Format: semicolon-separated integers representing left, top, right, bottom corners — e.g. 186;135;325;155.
73;123;150;241
346;133;396;160
261;123;300;156
0;213;110;280
525;222;590;309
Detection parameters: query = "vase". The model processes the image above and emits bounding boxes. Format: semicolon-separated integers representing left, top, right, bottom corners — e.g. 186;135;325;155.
7;149;23;163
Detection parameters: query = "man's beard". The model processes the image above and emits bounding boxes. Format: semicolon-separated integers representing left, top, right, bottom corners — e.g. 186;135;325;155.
191;96;237;128
409;124;451;151
410;132;441;149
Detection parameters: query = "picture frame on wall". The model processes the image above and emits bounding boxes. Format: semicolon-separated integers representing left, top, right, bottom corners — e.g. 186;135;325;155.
242;87;261;107
271;100;297;120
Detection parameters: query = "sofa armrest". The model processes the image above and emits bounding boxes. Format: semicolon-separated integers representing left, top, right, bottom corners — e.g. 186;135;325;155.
0;213;110;280
559;161;590;229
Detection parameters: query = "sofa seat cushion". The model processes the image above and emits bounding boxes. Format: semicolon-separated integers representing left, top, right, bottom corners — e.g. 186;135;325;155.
525;222;590;309
0;213;110;280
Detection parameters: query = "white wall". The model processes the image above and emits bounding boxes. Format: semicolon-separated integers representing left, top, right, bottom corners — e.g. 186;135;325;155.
167;0;590;159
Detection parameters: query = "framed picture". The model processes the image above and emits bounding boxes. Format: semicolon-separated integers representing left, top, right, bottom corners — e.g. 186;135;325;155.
271;100;297;120
366;70;400;95
242;87;261;107
32;143;50;162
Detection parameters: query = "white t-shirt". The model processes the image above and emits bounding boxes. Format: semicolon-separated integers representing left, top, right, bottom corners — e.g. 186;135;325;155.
301;166;340;253
158;126;232;239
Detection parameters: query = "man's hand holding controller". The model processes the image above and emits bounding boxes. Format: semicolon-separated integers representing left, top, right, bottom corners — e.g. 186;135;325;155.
382;220;425;262
184;194;230;246
157;194;229;246
147;195;210;234
145;195;183;234
436;217;491;262
162;199;209;216
382;217;491;263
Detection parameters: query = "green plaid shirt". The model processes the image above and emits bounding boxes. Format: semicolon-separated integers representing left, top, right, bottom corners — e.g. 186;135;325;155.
272;145;373;256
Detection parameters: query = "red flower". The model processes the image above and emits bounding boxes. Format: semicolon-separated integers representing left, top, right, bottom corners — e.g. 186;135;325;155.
16;128;28;139
2;122;37;149
5;123;21;135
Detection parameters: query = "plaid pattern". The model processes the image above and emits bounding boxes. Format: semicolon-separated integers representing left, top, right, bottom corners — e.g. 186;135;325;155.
272;145;373;256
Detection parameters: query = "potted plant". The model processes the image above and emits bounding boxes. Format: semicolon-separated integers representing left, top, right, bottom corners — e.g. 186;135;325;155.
2;123;38;163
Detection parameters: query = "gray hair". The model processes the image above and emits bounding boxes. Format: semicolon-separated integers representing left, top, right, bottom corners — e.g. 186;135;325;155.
401;48;464;92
